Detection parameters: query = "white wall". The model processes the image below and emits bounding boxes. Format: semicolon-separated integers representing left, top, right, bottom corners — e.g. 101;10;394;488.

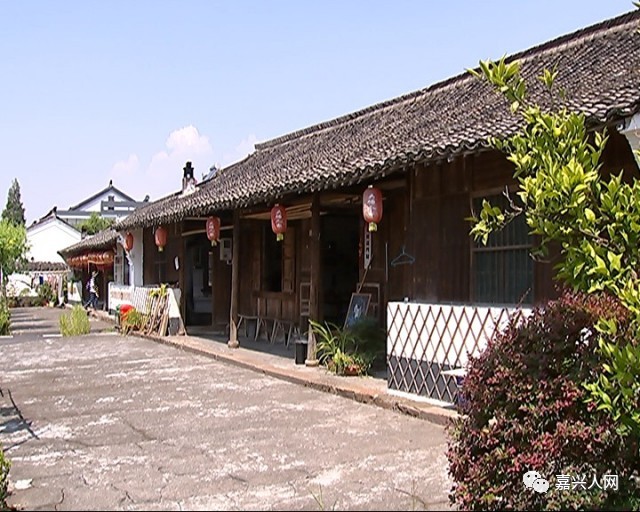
74;189;133;213
27;219;81;263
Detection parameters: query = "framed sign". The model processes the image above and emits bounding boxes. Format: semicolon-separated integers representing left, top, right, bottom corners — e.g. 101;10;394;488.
344;293;371;329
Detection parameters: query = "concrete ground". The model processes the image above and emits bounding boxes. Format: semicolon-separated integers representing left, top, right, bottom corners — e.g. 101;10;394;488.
1;307;453;511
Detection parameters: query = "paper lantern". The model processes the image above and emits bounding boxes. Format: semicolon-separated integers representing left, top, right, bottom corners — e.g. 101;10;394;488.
123;232;134;252
270;204;287;242
102;251;114;265
362;185;383;232
206;216;221;246
155;226;167;252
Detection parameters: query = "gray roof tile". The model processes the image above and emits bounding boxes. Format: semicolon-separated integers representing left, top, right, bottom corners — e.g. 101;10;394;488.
118;10;640;230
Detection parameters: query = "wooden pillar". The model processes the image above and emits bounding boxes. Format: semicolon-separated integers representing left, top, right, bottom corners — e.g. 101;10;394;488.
306;193;321;366
178;221;186;323
228;211;240;348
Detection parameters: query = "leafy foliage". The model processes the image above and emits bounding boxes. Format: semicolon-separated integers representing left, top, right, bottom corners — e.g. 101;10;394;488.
470;57;640;436
310;319;379;375
59;305;91;336
77;212;114;235
0;297;10;335
448;291;640;511
37;281;57;306
0;445;10;509
2;178;25;226
0;219;28;294
120;308;145;335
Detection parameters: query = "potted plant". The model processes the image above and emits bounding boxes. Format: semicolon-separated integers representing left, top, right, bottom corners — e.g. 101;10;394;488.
310;320;371;376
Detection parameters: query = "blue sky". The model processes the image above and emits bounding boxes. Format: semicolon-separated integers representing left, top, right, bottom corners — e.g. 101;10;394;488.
1;0;635;224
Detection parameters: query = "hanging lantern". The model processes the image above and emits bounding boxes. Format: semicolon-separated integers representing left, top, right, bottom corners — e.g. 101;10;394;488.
81;254;88;267
270;204;287;242
123;232;134;252
362;185;383;232
206;216;221;246
155;226;168;252
102;251;114;265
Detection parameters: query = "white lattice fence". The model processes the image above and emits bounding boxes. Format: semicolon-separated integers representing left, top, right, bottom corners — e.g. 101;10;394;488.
108;284;185;335
387;302;530;403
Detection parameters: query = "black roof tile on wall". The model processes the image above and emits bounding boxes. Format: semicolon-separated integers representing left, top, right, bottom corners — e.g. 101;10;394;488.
59;228;119;257
117;10;640;231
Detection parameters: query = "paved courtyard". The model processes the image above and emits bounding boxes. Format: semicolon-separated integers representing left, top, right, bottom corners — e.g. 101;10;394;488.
1;307;452;510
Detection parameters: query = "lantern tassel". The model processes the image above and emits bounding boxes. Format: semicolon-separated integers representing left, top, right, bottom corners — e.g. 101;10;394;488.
368;222;378;232
277;233;284;242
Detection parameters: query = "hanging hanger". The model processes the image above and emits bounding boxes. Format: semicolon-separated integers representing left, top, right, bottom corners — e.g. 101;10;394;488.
390;245;415;267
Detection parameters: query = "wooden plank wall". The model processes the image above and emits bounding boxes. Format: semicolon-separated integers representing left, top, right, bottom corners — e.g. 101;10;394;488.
392;128;639;306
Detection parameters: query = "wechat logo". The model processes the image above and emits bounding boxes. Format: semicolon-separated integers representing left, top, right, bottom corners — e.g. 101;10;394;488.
523;470;549;494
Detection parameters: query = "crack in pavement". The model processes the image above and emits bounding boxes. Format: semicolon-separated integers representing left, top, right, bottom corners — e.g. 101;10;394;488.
121;418;157;442
53;488;65;511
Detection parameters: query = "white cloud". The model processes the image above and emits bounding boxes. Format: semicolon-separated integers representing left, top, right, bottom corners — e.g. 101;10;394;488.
221;134;257;167
110;154;140;178
109;125;215;202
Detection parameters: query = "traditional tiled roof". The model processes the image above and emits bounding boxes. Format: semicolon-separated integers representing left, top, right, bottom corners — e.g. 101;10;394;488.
58;228;119;257
118;9;640;230
26;261;68;272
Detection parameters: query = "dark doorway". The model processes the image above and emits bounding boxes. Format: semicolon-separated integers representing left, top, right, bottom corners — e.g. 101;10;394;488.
185;235;212;326
321;213;360;325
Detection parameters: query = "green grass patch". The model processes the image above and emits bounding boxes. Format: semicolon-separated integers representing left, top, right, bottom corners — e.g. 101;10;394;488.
59;305;90;336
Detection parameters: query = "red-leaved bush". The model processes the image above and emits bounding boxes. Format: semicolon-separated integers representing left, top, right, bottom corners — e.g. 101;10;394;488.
447;290;640;510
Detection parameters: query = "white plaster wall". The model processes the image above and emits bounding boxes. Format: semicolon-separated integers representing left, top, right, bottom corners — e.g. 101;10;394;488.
74;189;133;212
27;221;81;263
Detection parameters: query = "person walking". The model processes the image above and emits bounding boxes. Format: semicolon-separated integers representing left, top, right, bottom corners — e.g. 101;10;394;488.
84;271;99;310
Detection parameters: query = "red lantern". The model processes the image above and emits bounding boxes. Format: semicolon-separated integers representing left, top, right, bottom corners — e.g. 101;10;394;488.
155;226;167;252
362;185;383;232
271;204;287;242
206;216;221;246
123;232;134;252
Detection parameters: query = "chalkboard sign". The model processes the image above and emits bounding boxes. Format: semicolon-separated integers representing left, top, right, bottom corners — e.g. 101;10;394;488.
344;293;371;329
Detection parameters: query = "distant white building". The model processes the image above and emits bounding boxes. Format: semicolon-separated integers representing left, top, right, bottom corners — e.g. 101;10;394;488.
8;181;150;298
53;179;149;228
26;209;82;264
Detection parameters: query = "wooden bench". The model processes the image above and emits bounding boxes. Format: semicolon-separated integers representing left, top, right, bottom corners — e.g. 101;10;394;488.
237;314;266;341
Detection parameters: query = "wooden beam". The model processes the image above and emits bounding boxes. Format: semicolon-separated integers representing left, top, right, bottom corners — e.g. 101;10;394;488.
228;211;240;348
306;193;321;366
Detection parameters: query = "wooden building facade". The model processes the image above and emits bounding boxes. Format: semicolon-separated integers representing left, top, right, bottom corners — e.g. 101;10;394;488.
110;11;640;400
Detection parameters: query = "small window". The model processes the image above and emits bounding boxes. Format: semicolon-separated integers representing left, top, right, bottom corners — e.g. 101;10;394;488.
472;193;533;304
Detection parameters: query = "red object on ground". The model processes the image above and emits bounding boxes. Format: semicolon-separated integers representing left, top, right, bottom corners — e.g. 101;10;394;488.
119;304;135;322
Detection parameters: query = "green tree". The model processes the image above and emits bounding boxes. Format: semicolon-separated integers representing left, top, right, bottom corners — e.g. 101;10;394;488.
0;219;28;297
78;212;115;235
2;178;26;226
470;58;640;436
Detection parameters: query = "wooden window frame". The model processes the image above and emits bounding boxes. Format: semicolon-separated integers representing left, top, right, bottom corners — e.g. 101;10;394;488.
469;187;534;305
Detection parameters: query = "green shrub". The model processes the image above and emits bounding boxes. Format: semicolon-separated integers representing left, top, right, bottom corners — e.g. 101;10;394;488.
448;290;640;510
310;319;378;376
37;281;57;305
0;299;10;335
0;445;10;509
59;305;90;336
121;309;145;334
